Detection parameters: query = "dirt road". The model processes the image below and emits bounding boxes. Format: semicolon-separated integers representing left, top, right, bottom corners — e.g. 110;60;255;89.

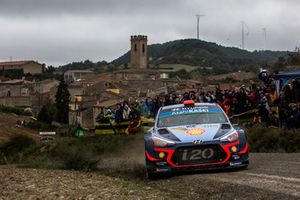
0;167;176;200
98;137;300;200
145;153;300;200
1;133;299;199
1;154;299;200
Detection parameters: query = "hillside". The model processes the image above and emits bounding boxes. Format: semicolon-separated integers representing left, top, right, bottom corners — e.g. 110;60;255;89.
0;113;39;143
113;39;288;73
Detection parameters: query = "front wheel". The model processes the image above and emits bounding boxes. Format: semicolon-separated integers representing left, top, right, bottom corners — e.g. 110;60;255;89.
146;169;158;179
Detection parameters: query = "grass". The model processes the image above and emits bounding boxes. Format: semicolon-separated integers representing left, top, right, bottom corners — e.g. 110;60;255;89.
0;135;37;164
247;127;300;153
1;134;137;171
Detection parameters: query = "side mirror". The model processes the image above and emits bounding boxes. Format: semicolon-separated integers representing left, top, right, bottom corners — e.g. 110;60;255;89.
145;127;153;134
232;124;241;130
230;115;240;126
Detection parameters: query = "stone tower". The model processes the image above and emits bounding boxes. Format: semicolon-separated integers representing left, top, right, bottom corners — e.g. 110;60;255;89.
130;35;147;69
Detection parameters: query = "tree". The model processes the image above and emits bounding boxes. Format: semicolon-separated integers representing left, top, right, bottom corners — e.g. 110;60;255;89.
37;105;50;123
37;103;57;124
0;69;24;79
170;69;191;79
45;65;56;73
55;78;70;124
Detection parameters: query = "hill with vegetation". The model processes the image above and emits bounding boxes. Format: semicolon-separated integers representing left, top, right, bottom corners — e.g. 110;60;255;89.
58;60;108;72
113;39;288;74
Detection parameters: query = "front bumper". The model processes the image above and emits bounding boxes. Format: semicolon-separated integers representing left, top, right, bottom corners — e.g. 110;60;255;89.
145;141;249;173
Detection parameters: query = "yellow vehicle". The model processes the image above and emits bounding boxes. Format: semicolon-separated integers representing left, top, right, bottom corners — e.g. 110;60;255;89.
95;116;154;135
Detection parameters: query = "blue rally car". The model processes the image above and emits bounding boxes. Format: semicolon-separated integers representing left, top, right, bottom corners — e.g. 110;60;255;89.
144;100;249;178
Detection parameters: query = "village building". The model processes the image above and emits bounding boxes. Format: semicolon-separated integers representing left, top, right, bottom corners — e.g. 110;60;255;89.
111;35;180;97
67;35;196;129
0;78;59;116
0;76;10;83
130;35;148;69
64;69;94;83
68;95;98;129
0;60;44;74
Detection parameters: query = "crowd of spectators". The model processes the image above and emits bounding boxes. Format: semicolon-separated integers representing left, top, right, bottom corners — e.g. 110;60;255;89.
103;73;300;129
141;80;300;129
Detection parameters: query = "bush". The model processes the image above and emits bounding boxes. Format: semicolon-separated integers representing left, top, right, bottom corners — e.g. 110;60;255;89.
0;104;32;116
52;138;99;171
18;154;63;169
2;134;140;171
80;135;136;154
26;121;57;131
247;127;300;152
0;135;37;164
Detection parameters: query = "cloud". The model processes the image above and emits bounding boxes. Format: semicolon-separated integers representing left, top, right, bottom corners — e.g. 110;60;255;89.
0;0;183;17
0;0;299;66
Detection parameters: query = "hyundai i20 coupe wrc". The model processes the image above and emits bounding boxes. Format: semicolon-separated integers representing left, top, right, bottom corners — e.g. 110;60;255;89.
144;100;249;178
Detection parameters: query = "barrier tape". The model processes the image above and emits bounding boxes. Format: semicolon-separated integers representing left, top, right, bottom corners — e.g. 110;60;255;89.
230;109;256;119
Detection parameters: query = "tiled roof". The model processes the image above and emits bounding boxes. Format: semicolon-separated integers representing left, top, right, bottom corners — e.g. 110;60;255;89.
1;79;33;84
94;99;123;108
106;84;119;90
65;70;93;73
0;60;38;66
82;73;113;83
0;76;10;82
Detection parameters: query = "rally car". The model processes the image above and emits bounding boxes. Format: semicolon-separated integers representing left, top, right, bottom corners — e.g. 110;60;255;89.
144;100;249;178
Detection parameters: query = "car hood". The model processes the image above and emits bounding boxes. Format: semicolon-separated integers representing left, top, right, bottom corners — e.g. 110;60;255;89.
162;124;230;143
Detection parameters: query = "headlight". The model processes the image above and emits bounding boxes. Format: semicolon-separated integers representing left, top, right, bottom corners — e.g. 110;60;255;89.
220;130;239;142
152;136;175;147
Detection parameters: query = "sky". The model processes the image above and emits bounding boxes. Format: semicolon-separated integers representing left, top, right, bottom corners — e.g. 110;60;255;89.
0;0;299;67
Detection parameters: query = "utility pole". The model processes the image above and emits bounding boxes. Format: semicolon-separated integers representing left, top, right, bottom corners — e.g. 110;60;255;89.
262;27;267;50
196;14;205;40
241;21;250;50
241;21;245;49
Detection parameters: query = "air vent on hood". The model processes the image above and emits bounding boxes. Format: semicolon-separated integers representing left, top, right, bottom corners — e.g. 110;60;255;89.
221;124;231;129
158;128;170;134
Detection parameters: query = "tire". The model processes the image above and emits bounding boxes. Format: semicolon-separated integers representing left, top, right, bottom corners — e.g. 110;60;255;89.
146;169;158;179
239;164;249;170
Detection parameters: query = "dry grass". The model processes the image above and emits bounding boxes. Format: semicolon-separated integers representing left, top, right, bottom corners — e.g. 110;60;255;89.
0;113;39;143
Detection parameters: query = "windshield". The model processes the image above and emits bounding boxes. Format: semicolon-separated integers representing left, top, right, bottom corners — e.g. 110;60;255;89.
157;106;228;128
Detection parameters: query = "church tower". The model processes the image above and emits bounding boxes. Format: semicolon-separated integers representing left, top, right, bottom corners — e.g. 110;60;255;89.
130;35;148;69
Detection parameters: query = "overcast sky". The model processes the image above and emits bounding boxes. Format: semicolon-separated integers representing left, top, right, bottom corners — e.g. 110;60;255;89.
0;0;299;66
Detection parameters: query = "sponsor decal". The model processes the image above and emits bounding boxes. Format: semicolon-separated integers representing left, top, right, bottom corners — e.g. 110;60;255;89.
171;107;209;116
186;128;205;135
159;107;222;118
170;127;187;132
202;124;219;128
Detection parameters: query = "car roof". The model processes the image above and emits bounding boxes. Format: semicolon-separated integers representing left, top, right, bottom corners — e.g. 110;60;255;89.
160;103;219;111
